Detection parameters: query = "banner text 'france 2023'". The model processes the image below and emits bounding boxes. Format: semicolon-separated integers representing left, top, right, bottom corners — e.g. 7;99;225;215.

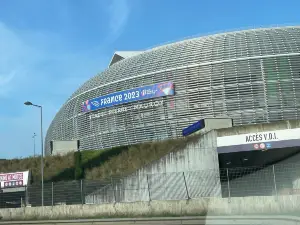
81;81;175;113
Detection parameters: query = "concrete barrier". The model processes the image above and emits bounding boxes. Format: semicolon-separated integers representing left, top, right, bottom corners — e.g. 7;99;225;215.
3;216;300;225
1;195;300;221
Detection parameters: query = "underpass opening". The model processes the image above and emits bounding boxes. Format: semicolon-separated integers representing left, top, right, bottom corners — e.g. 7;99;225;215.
216;127;300;197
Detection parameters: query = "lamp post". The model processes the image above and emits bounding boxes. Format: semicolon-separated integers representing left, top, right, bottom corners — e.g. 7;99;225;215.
24;101;44;207
32;133;37;157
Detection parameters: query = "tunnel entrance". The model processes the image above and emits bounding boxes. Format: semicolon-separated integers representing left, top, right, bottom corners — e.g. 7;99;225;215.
218;146;300;168
216;128;300;197
218;147;300;197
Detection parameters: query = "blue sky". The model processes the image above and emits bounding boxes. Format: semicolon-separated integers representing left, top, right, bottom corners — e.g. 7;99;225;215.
0;0;299;159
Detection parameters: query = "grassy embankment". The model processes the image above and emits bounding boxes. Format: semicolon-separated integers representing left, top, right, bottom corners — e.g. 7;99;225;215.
0;135;200;183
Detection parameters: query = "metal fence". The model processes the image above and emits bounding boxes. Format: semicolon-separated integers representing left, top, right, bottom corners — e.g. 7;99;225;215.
1;163;300;208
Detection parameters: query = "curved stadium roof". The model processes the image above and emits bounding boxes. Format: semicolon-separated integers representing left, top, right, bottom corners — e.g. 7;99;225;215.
67;26;300;102
46;26;300;153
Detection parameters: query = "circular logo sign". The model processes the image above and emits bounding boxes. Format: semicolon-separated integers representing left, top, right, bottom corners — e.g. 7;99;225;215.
254;144;259;150
260;143;266;149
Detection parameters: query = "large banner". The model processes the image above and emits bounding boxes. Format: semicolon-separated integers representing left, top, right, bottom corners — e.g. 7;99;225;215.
81;81;175;113
0;171;29;189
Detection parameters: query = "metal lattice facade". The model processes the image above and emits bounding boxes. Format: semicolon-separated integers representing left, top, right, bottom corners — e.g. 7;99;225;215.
45;26;300;155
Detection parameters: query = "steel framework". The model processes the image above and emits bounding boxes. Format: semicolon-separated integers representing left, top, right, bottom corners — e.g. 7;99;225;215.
45;26;300;154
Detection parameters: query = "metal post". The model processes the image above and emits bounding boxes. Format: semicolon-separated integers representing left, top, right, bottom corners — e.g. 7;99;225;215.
81;179;84;205
51;182;54;206
182;172;190;199
23;102;44;207
111;177;116;203
33;135;35;157
272;165;278;198
40;106;44;207
146;175;151;202
226;168;231;202
121;178;125;202
33;133;36;157
25;186;28;206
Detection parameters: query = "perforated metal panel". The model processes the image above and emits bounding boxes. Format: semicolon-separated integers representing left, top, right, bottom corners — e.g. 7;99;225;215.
45;27;300;155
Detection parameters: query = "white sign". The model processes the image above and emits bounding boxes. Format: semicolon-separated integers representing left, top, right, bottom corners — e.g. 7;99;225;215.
89;100;164;120
0;171;29;189
217;128;300;147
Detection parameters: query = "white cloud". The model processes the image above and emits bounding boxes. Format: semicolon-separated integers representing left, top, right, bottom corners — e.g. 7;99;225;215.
0;23;108;159
106;0;131;43
0;71;15;86
0;23;86;158
0;1;133;159
0;22;41;98
0;71;16;97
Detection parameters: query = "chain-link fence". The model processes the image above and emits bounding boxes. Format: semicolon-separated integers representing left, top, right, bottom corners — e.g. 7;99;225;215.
1;163;300;208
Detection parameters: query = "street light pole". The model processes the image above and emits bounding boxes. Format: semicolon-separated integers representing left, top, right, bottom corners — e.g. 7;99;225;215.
24;101;44;207
32;133;37;157
39;106;44;207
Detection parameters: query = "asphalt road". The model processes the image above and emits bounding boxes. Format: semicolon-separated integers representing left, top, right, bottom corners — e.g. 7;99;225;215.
0;216;300;225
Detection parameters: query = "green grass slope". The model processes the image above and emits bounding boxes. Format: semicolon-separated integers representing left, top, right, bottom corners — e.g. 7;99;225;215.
0;135;200;183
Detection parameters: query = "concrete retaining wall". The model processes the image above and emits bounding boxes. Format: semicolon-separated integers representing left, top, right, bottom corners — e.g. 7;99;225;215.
86;131;221;203
121;130;221;202
134;130;219;174
2;195;300;221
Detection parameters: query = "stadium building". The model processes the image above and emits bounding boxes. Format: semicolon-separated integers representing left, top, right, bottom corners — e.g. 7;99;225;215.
45;26;300;155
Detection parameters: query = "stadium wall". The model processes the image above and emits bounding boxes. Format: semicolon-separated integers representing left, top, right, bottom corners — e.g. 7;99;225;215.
45;26;300;155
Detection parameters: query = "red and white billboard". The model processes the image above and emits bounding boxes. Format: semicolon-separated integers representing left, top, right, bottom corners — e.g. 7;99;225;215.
0;171;29;189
